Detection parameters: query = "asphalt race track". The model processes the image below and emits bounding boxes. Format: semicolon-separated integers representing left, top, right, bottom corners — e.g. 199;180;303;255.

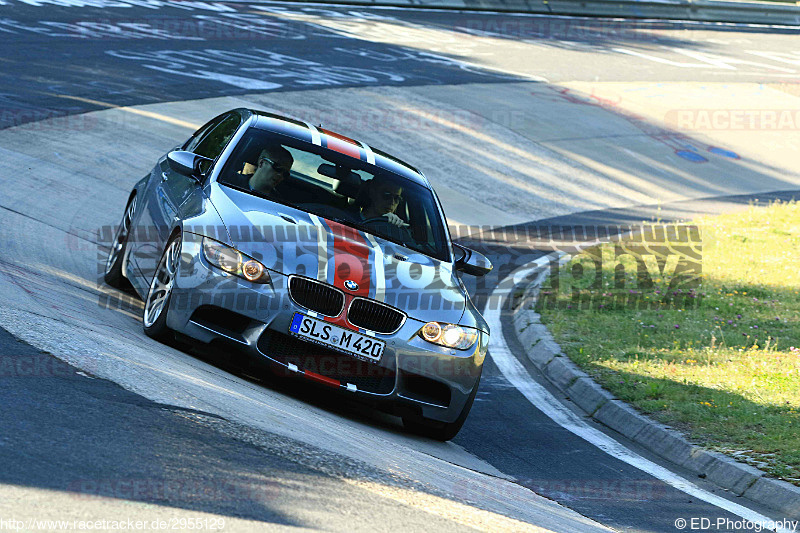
1;1;799;531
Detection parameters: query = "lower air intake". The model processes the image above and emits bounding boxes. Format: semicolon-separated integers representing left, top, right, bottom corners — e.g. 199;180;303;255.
257;330;395;395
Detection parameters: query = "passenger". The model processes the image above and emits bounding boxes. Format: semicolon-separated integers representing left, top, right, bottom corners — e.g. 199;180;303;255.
230;145;293;197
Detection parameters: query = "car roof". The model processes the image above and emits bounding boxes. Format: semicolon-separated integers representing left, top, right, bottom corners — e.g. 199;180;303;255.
247;109;431;189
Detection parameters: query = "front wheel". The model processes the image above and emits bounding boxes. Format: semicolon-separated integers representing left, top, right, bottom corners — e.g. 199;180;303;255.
402;375;481;441
143;234;181;342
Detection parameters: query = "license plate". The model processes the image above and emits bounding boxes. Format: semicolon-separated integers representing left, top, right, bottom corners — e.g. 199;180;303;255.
289;313;385;362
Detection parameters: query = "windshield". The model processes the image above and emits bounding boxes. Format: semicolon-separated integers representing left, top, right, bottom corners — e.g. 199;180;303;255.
217;128;451;262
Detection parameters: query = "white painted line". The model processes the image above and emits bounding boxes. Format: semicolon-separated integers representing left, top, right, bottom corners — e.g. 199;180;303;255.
488;255;791;531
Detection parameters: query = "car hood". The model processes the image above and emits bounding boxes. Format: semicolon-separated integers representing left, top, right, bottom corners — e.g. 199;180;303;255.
208;184;467;324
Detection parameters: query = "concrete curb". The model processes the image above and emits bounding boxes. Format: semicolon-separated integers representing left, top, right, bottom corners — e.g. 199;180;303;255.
281;0;800;26
511;275;800;520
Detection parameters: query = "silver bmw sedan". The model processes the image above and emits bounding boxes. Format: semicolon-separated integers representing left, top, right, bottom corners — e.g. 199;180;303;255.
104;108;492;440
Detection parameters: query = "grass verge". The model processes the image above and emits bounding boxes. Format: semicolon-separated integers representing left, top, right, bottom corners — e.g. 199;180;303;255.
537;200;800;483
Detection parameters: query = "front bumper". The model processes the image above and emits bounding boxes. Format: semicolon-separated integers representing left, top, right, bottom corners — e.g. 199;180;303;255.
165;234;487;423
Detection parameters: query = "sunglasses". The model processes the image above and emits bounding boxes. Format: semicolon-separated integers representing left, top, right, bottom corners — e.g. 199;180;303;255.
258;156;290;177
381;191;403;202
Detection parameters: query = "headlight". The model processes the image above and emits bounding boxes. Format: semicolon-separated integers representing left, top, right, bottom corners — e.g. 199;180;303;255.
418;322;479;350
202;237;271;284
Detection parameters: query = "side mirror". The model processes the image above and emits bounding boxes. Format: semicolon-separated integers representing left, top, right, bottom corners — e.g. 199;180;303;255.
453;243;493;277
167;151;212;182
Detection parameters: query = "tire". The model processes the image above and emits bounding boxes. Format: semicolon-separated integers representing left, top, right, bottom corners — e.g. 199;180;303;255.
104;195;137;288
402;375;481;441
142;233;181;342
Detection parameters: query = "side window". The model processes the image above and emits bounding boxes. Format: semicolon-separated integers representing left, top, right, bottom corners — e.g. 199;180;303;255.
193;114;241;162
182;115;225;152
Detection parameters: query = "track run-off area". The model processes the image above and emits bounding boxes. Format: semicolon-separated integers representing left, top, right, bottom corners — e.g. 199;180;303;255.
0;1;799;531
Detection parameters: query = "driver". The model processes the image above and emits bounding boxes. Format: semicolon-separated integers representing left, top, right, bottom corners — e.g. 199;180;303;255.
359;177;409;227
230;145;293;197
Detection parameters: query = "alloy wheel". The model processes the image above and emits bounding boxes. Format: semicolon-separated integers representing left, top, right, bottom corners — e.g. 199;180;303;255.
143;237;180;328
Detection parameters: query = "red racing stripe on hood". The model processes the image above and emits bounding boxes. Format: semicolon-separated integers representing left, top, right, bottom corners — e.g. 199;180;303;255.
317;219;373;331
326;219;372;298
